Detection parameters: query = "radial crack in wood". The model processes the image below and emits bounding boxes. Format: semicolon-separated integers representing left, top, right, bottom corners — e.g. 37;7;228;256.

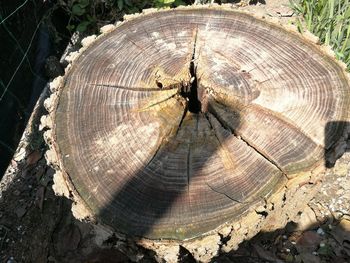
205;103;287;176
51;7;350;244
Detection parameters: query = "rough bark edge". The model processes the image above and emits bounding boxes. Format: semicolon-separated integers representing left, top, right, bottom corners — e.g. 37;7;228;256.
39;4;350;262
1;85;50;199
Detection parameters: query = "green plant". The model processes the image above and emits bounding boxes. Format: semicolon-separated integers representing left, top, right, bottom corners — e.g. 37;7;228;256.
153;0;186;8
58;0;97;33
115;0;148;13
115;0;186;13
59;0;189;34
291;0;350;69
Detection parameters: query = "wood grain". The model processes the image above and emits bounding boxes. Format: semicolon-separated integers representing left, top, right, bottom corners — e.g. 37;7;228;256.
53;8;350;240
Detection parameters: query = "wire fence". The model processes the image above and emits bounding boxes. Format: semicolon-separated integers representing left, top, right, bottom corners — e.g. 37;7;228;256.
0;0;51;174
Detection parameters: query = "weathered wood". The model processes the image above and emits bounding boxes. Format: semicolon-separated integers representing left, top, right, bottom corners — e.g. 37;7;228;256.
46;6;350;248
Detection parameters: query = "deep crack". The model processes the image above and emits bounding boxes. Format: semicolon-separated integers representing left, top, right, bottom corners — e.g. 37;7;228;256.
90;83;177;92
207;101;287;176
180;29;202;114
175;101;188;135
206;181;243;203
139;94;177;111
187;143;191;193
204;113;244;203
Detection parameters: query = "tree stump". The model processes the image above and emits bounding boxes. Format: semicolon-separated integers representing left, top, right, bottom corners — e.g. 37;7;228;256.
42;6;350;262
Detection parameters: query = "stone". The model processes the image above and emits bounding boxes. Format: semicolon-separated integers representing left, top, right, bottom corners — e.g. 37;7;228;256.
296;231;322;253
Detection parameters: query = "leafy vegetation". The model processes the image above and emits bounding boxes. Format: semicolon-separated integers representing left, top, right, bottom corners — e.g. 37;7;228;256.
58;0;189;34
291;0;350;69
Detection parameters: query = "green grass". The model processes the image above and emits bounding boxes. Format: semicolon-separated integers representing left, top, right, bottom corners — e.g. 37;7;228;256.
291;0;350;69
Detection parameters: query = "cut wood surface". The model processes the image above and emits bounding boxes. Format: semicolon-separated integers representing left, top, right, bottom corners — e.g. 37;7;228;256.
50;7;350;241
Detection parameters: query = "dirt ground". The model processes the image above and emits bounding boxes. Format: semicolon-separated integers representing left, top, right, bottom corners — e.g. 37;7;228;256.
1;1;350;262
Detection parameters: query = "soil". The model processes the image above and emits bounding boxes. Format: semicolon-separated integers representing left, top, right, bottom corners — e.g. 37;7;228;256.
1;1;350;263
